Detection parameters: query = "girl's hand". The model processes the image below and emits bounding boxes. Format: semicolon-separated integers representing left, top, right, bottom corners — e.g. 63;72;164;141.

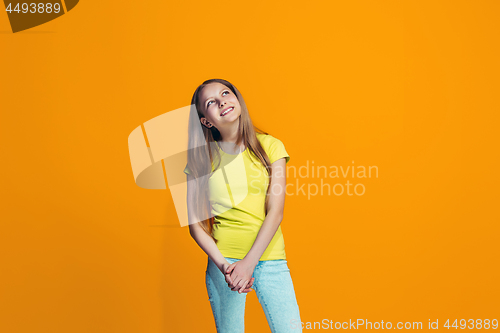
226;258;258;294
221;261;255;293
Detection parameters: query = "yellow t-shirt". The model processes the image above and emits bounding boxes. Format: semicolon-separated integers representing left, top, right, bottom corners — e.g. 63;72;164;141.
184;133;290;260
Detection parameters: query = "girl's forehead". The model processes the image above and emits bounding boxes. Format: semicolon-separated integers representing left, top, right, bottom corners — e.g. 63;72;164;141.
201;83;228;97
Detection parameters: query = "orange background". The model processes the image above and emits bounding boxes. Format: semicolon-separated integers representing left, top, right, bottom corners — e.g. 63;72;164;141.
1;1;499;332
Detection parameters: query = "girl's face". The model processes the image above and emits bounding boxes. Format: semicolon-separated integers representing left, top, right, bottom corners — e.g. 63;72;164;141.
199;82;241;130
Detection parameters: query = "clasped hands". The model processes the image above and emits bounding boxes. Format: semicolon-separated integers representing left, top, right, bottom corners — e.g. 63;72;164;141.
221;257;257;294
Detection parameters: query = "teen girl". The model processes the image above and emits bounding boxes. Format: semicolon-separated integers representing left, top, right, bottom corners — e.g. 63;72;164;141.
184;78;302;333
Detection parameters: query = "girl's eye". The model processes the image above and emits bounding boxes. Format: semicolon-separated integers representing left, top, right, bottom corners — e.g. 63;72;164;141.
207;91;229;107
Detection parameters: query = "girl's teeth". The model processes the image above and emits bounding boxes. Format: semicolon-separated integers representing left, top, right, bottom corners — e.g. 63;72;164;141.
222;107;233;116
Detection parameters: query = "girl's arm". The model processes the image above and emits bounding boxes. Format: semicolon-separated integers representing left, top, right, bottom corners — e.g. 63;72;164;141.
245;157;287;264
189;223;228;271
186;173;228;273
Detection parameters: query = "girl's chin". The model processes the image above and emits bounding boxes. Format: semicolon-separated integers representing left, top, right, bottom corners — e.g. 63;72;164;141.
221;113;240;122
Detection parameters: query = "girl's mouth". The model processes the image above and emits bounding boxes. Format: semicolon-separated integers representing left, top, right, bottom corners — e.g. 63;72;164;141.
220;107;234;117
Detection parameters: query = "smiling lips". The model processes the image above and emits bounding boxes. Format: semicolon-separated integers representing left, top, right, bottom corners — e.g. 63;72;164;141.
220;107;234;117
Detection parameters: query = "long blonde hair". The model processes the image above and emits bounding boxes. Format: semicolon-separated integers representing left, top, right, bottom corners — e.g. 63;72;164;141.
186;79;273;243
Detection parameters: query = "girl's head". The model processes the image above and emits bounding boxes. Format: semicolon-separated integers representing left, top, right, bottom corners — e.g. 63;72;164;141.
196;81;242;132
190;78;250;146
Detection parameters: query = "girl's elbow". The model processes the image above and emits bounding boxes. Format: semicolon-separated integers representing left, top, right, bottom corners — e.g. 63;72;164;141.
188;222;202;238
272;210;284;222
188;224;197;238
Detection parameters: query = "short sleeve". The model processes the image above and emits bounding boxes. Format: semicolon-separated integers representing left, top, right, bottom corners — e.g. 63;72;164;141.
268;136;290;164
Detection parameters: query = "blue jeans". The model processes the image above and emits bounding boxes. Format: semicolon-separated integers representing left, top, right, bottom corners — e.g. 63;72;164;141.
205;256;302;333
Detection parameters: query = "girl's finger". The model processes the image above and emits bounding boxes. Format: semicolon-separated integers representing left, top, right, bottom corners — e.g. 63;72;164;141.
238;280;249;294
229;272;239;284
247;277;255;289
231;278;242;291
226;263;237;274
226;273;237;288
225;276;233;287
241;278;254;293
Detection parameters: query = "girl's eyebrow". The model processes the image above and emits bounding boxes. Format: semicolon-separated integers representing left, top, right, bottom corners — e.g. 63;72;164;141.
204;88;226;104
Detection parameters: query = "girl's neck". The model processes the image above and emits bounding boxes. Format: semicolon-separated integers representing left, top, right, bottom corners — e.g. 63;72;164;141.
217;122;245;153
217;117;242;142
218;140;246;155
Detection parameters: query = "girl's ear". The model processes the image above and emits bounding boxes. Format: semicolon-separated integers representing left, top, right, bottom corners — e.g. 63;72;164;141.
200;117;213;128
